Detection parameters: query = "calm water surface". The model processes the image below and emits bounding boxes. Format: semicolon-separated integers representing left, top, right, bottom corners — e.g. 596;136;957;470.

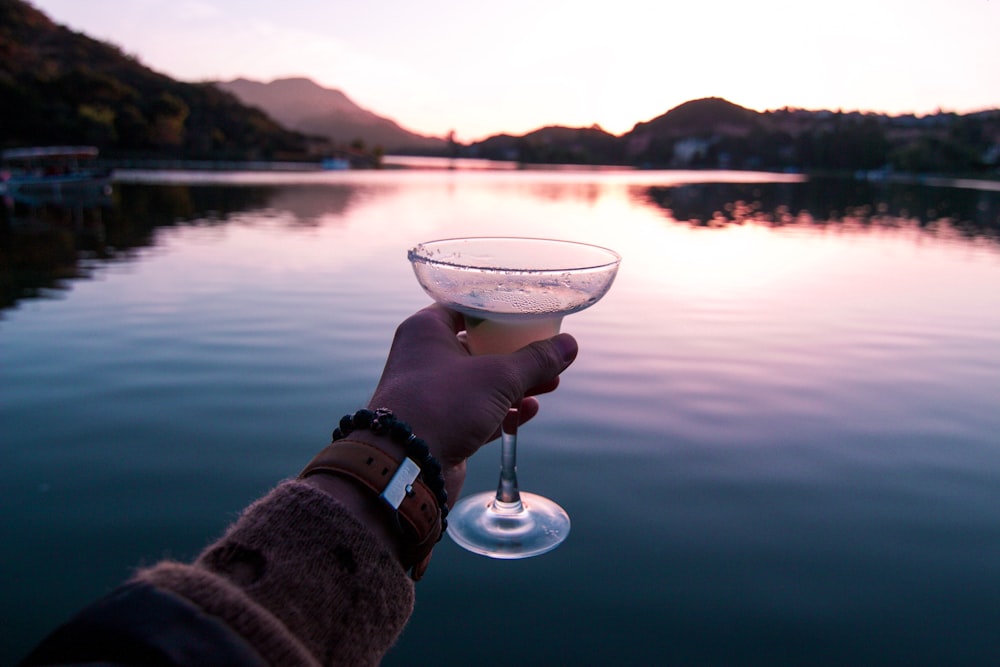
2;167;1000;665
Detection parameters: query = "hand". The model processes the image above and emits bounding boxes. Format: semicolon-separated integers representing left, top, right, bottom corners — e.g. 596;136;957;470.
367;304;578;504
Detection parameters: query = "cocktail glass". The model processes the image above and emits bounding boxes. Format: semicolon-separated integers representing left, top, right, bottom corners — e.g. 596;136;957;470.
408;237;620;558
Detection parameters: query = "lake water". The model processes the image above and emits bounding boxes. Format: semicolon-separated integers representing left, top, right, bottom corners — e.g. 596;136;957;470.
2;165;1000;665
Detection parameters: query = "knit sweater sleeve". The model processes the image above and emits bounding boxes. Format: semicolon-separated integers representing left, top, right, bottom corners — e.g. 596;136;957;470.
134;480;416;666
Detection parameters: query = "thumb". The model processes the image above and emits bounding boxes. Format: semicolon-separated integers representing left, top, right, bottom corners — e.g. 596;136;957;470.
508;333;579;395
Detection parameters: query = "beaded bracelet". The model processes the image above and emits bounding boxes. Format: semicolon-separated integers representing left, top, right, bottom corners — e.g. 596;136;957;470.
333;408;449;529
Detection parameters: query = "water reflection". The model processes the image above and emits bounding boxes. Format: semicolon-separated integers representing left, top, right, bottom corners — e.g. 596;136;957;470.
1;194;114;309
1;183;370;311
641;177;1000;241
4;169;1000;667
262;183;381;226
3;173;998;314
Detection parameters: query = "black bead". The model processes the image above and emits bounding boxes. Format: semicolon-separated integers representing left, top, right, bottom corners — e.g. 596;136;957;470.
331;428;344;441
389;421;413;443
408;438;430;461
339;415;355;434
423;456;442;478
440;504;449;519
354;409;374;428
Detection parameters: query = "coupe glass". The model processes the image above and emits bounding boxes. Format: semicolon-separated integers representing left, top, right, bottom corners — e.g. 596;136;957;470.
408;237;620;558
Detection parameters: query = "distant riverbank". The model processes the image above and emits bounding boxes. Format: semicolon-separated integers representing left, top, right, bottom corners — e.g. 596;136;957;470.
97;156;1000;197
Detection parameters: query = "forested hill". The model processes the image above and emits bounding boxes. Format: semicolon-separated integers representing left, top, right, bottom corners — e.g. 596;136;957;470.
3;0;998;174
0;0;314;160
469;97;1000;175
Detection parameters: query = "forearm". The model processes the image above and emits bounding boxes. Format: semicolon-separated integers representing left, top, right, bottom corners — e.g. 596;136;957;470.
137;480;415;666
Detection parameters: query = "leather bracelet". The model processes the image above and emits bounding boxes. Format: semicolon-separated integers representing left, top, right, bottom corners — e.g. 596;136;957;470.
333;408;448;512
299;439;442;580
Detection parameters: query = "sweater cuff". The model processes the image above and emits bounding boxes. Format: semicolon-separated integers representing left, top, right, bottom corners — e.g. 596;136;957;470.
135;480;415;667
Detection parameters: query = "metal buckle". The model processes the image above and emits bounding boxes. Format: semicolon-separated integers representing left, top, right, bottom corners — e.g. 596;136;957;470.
379;457;421;509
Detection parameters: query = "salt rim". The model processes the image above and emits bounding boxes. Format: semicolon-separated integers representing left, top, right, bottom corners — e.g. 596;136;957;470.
407;236;621;274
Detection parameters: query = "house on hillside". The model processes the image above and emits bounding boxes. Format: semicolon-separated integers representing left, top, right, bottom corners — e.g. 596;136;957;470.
672;138;708;165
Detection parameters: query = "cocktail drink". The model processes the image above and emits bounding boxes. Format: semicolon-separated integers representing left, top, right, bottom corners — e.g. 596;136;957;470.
408;237;620;558
463;315;562;355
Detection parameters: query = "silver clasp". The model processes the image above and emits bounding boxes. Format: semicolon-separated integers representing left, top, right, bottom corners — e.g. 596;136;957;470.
379;457;421;509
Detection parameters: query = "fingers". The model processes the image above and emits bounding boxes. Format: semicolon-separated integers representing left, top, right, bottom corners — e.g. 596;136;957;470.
377;308;578;460
525;377;560;397
518;396;540;423
486;396;541;441
421;302;464;335
396;303;463;340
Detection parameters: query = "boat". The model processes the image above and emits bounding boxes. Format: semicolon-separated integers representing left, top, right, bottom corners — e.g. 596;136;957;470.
321;156;352;170
1;146;112;203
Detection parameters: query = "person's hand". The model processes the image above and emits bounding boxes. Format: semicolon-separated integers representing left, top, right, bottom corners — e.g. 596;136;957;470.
367;304;578;504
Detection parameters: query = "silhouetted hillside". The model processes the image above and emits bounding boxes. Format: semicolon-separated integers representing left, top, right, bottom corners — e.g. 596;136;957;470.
622;98;757;166
0;0;313;159
216;77;448;154
473;125;624;164
468;98;1000;175
3;0;997;175
633;97;762;137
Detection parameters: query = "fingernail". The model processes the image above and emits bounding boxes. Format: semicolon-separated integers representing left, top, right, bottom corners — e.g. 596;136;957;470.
554;334;578;363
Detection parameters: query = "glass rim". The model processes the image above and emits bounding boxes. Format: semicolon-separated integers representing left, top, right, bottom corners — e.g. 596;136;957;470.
407;236;621;273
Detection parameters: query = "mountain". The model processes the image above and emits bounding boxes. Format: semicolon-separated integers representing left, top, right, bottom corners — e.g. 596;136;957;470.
467;97;1000;174
216;77;448;153
466;99;765;166
621;97;765;166
0;0;312;159
3;0;996;174
472;125;624;164
629;97;762;138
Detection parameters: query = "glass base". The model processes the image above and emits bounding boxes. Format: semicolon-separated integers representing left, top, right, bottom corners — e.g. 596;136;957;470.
446;490;571;559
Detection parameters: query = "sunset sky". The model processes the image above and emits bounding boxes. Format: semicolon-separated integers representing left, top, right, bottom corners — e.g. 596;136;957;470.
29;0;1000;142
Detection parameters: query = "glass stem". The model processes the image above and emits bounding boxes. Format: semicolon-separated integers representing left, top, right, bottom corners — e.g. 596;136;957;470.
494;401;523;509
